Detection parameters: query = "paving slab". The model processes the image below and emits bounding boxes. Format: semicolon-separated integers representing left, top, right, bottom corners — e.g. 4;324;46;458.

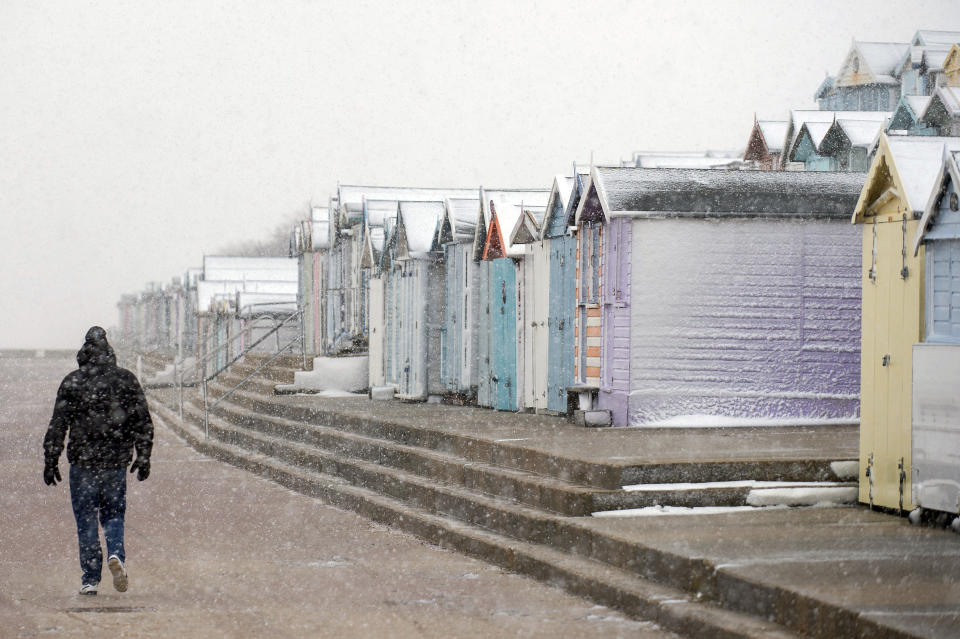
1;355;676;638
577;507;960;639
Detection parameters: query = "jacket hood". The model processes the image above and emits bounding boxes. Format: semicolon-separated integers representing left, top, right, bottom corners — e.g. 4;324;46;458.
76;326;117;368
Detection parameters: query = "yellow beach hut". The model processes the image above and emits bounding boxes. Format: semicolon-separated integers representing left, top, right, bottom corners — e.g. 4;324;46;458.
852;133;960;512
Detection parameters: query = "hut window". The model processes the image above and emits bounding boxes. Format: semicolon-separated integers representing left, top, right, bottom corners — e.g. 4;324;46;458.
580;223;600;304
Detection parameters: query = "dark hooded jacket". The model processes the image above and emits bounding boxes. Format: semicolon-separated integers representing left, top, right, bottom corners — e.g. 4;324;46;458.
43;327;153;469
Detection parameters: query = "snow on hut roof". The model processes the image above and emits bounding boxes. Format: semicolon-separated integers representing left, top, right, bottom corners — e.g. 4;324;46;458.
913;29;960;46
631;150;742;169
312;218;330;251
856;135;960;223
202;256;299;283
906;95;933;117
888;136;960;213
397;200;445;258
842;41;909;85
585;167;866;221
805;121;834;149
927;85;960;117
472;188;549;261
914;150;960;254
908;43;954;71
509;207;548;247
196;279;298;313
538;175;575;240
787;110;890;155
363;199;399;228
757;121;789;153
837;119;886;147
441;197;480;244
337;185;478;225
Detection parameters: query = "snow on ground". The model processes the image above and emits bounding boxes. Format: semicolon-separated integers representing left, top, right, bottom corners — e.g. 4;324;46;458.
145;357;197;385
830;460;859;480
593;505;774;517
636;414;859;428
622;480;851;492
746;486;858;507
295;389;366;398
288;355;368;392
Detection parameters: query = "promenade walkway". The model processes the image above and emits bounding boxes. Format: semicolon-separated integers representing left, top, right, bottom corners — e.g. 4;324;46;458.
2;355;672;638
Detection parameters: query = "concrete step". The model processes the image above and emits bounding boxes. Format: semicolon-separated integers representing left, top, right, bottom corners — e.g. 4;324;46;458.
204;380;852;489
195;390;854;513
155;391;876;638
197;394;613;515
149;396;800;639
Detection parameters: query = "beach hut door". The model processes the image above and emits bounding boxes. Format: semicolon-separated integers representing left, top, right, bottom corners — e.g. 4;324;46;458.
492;258;517;411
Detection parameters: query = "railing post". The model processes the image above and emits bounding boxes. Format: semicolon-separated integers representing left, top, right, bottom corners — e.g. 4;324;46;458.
178;369;184;423
299;309;307;370
202;376;209;440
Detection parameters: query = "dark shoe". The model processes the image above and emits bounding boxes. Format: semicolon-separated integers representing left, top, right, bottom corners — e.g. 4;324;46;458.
79;583;98;596
108;555;128;592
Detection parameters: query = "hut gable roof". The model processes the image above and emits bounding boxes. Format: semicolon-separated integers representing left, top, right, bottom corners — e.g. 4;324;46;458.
201;256;299;282
336;185;478;235
584;167;865;221
914;151;960;254
837;41;909;86
853;135;960;223
944;44;960;77
921;86;960;123
837;118;885;148
913;30;960;46
783;110;890;168
396;201;444;260
510;209;544;247
472;188;549;261
539;174;575;239
889;94;932;130
439;197;480;245
757;120;789;153
481;210;506;260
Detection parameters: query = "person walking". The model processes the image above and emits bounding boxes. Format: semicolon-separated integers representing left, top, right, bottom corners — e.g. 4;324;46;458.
43;326;154;596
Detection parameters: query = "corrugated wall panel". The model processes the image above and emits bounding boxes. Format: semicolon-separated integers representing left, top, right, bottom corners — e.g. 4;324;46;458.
629;218;860;425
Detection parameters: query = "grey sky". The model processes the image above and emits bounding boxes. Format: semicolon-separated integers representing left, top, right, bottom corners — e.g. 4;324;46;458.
2;0;957;348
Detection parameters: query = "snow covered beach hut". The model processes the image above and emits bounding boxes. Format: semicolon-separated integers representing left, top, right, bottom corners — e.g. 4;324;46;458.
742;118;789;170
195;256;299;372
438;197;480;397
910;149;960;523
787;116;888;172
389;200;447;401
472;189;550;409
508;199;551;412
361;199;397;390
295;206;329;360
575;167;866;427
538;174;582;413
853;134;960;512
328;186;477;354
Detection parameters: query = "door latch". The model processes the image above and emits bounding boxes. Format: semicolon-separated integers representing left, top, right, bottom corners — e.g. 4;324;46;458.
881;354;891;367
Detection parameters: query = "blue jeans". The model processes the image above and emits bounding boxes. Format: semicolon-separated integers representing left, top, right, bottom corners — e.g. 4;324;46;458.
69;465;126;585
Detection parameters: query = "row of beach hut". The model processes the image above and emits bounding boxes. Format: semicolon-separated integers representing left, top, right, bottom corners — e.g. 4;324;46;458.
118;26;960;523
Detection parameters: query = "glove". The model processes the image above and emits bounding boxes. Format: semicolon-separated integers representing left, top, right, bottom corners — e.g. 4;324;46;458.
130;457;150;481
43;462;61;486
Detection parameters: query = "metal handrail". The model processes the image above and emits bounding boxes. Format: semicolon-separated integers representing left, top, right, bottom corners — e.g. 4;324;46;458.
178;308;304;436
